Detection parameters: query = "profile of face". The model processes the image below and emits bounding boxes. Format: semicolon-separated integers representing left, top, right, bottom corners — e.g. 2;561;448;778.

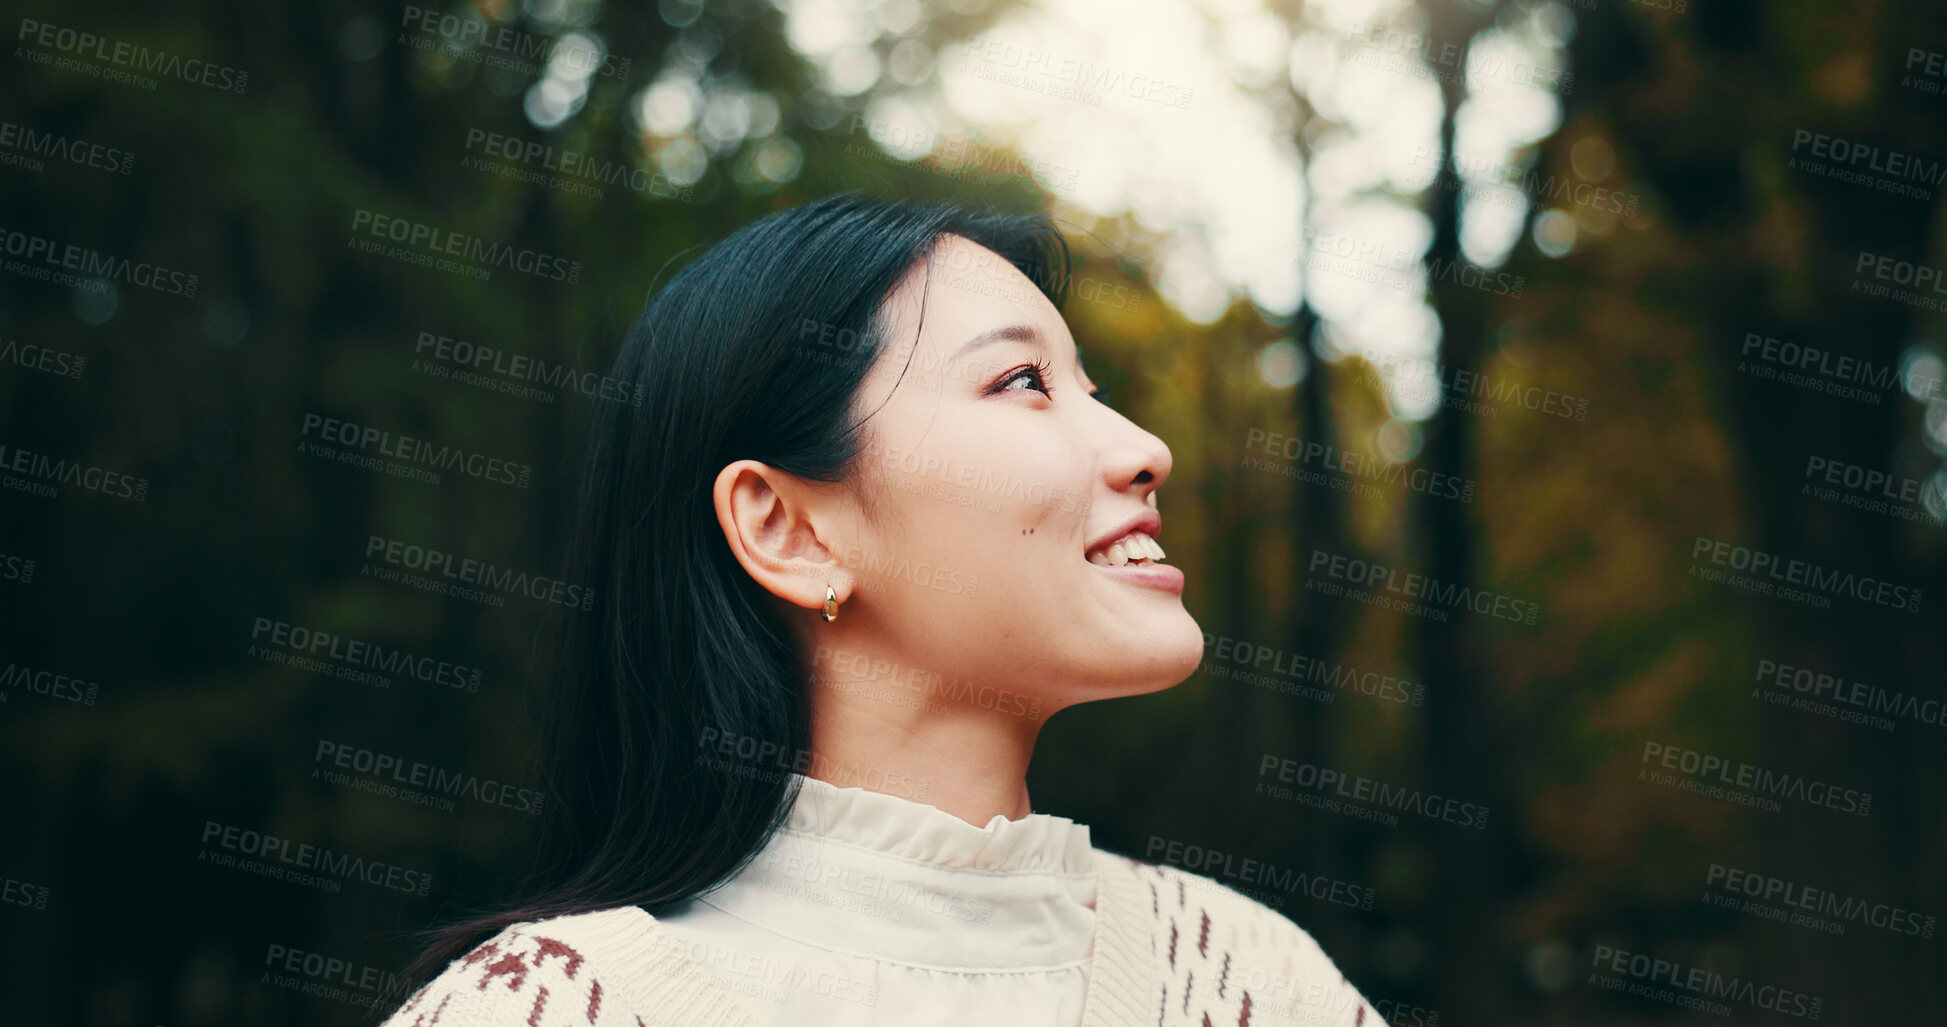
716;233;1204;738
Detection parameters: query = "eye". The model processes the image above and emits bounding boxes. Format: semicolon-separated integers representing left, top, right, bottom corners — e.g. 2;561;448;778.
995;359;1055;396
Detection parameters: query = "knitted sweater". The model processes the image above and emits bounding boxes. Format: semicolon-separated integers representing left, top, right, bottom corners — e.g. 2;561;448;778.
377;851;1381;1026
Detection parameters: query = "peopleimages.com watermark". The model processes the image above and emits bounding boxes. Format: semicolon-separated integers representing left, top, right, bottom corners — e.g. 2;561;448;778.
1750;657;1946;732
830;541;979;599
460;128;689;202
1242;428;1476;503
1340;20;1572;95
1160;944;1418;1027
954;35;1193;110
347;208;582;284
742;838;997;929
0;551;34;585
1144;836;1377;913
1618;0;1688;13
1588;942;1821;1020
858;436;1088;518
15;18;248;94
1737;330;1945;406
1637;740;1872;816
0;335;85;380
0;119;132;175
932;258;1049;312
197;820;432;896
1903;47;1947;96
1297;226;1526;301
1850;250;1947;312
675;936;880;1009
0;441;147;502
1344;342;1589;422
793;317;995;393
248;616;481;693
840;113;1081;193
1258;753;1488;829
313;739;544;816
1307;549;1541;626
0;226;196;296
1800;453;1944;526
261;942;421;1010
411;329;642;407
2;873;49;911
1285;982;1440;1027
1788;129;1942;201
1405;145;1641;221
361;534;596;611
297;412;534;489
814;644;1043;722
1197;631;1426;707
398;6;631;80
1071;275;1144;313
0;661;100;706
1687;535;1923;613
694;727;930;802
1702;862;1936;940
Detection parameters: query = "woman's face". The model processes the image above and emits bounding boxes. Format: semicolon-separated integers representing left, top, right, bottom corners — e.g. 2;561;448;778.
825;233;1204;719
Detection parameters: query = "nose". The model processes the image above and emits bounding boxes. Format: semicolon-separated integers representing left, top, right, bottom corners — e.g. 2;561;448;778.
1095;404;1173;497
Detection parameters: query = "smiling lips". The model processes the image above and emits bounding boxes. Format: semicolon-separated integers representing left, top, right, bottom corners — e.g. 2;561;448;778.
1087;531;1166;567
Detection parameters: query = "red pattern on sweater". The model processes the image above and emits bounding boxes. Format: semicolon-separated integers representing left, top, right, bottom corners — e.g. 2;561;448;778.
389;932;607;1026
482;950;532;991
383;856;1385;1026
534;936;586;979
1124;856;1381;1027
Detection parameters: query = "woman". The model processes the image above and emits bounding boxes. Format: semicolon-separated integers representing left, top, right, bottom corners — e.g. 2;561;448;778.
376;193;1381;1026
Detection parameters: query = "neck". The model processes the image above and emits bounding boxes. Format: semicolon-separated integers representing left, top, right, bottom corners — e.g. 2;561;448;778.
803;661;1044;826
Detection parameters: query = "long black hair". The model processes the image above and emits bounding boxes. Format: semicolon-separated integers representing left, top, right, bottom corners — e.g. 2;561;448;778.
386;191;1071;1001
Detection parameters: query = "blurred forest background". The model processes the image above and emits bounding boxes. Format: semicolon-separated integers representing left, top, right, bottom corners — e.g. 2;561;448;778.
2;0;1944;1023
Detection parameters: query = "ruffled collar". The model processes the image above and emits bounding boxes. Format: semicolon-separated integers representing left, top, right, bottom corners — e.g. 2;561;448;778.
780;772;1096;876
684;772;1097;971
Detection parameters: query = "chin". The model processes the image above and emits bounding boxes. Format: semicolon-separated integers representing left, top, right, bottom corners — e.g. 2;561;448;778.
1129;608;1206;693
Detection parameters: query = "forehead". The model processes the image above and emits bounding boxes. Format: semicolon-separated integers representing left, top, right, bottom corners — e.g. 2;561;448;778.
878;233;1073;358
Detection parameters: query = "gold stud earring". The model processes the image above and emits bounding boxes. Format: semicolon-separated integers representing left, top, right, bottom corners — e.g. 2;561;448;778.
822;584;840;623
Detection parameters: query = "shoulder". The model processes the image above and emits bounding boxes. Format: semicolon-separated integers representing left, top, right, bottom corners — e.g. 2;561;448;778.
1099;852;1385;1026
376;905;666;1027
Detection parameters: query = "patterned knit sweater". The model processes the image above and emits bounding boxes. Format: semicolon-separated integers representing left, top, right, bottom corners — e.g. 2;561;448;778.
377;851;1381;1027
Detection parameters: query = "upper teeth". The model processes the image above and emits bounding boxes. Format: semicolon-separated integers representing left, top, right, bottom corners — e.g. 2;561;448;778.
1089;532;1165;566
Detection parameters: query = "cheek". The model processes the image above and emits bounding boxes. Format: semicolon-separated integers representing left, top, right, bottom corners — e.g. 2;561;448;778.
878;421;1094;557
1016;460;1093;542
939;446;1083;527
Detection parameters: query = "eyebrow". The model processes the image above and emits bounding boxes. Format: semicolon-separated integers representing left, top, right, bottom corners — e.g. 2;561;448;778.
952;323;1086;370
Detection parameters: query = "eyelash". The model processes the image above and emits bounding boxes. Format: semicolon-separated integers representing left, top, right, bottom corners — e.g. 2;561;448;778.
997;359;1057;396
996;359;1109;403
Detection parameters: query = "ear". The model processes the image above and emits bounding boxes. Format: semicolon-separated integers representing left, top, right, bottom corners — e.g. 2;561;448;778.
712;459;851;613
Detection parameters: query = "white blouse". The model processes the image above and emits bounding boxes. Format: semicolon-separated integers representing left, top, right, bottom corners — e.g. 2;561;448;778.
652;772;1098;1026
